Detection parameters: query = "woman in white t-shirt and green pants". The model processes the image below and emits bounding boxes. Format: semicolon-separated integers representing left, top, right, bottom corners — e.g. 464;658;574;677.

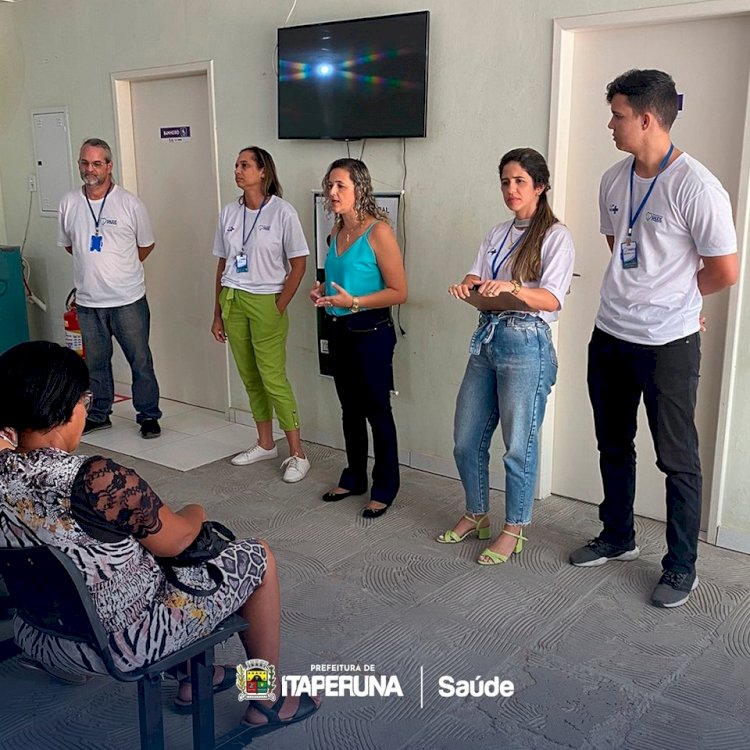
212;147;310;483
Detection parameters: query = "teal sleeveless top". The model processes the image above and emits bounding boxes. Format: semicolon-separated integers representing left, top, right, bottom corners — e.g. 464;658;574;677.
324;223;386;317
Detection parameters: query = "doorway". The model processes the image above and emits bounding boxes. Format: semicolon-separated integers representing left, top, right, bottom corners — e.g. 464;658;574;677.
112;63;227;412
547;7;750;535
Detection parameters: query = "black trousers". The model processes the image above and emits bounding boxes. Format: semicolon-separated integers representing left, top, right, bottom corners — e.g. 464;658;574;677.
587;326;702;575
328;310;400;505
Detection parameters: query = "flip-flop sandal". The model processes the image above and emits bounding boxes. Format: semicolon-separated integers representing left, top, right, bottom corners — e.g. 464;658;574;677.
173;666;237;714
240;692;320;737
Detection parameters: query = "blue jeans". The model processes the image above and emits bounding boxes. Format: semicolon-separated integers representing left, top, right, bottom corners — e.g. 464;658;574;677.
453;313;557;523
77;296;161;424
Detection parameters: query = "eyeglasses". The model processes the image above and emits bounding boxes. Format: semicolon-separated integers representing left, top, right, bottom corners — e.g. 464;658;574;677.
78;159;108;169
81;390;93;412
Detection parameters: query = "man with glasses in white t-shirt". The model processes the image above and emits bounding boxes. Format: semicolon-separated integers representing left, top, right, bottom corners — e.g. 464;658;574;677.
569;69;739;608
58;138;162;439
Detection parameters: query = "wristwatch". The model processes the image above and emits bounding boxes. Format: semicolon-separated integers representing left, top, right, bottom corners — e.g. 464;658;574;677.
350;296;360;313
510;279;522;296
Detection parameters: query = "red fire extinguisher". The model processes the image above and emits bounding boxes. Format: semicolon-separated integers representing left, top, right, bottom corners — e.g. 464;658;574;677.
64;289;85;358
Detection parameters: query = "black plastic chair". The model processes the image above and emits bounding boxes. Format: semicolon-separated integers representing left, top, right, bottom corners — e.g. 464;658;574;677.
0;545;249;750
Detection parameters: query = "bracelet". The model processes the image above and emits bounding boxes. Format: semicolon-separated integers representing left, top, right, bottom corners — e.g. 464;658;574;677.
0;427;18;449
510;279;522;296
350;296;360;313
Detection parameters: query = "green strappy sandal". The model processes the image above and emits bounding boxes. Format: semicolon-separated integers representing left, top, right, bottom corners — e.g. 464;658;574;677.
436;514;491;544
477;529;526;565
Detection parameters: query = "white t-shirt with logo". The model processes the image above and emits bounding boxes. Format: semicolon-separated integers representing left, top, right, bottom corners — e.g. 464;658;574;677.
57;185;155;308
597;153;736;345
213;195;309;294
468;220;576;324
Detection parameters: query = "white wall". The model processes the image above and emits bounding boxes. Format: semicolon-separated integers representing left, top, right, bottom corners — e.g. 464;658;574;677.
2;0;749;544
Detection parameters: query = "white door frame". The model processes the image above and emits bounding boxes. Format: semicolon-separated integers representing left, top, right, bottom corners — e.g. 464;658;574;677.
110;60;230;411
545;0;750;544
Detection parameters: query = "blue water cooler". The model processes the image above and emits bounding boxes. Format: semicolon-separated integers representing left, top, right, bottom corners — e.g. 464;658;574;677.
0;246;30;354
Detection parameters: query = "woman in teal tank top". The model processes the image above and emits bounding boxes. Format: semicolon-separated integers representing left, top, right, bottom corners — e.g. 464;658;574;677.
310;159;408;518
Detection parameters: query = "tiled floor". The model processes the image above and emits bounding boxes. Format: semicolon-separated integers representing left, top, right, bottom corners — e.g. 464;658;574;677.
81;398;259;471
1;442;749;750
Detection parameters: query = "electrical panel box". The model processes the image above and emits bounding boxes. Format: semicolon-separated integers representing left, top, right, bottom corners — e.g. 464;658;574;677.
0;246;29;355
31;108;75;217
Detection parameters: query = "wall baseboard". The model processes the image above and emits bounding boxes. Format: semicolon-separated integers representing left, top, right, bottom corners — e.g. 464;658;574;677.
716;527;750;555
229;408;505;492
408;451;503;490
114;380;132;398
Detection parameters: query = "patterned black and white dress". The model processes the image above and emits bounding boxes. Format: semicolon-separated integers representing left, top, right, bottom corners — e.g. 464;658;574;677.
0;447;266;674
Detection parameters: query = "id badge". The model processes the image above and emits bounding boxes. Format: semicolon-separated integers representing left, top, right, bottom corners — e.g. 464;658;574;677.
90;234;103;252
620;239;638;269
235;253;248;273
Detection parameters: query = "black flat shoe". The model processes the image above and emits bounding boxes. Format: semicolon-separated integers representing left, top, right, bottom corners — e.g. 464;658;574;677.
362;505;389;519
322;488;365;502
322;490;355;502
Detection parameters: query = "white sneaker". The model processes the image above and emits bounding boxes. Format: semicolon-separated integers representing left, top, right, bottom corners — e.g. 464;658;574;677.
231;443;278;466
281;455;311;483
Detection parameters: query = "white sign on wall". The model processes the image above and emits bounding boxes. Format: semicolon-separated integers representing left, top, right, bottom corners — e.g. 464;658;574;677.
312;191;401;269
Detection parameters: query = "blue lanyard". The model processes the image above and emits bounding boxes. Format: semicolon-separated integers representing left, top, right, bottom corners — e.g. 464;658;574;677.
490;221;524;279
627;144;674;237
83;183;113;236
241;196;268;251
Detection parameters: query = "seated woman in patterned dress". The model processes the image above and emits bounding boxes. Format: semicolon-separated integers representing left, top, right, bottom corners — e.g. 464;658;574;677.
0;340;319;733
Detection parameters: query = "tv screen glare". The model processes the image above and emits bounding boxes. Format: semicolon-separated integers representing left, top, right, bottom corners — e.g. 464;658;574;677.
277;11;430;140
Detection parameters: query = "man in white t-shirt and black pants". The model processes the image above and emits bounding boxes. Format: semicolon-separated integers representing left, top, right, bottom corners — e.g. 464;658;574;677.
58;138;162;439
569;70;739;607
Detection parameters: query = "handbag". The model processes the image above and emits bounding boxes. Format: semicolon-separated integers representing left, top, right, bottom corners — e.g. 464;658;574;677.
157;521;236;597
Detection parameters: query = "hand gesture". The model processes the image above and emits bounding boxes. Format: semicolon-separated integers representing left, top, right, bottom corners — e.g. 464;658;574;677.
448;282;474;300
310;281;325;304
315;281;353;309
476;279;509;297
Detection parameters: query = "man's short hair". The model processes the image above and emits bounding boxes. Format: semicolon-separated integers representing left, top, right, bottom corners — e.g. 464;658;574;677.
80;137;113;163
606;69;678;130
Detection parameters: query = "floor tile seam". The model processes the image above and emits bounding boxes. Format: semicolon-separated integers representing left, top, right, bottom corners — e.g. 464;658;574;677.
647;628;750;702
575;700;660;750
545;629;724;705
524;648;667;699
508;556;680;648
410;560;623;652
276;543;406;597
441;658;662;750
402;705;541;749
272;545;440;600
272;544;750;635
277;562;565;660
647;691;750;727
447;695;608;750
717;584;750;627
270;555;633;658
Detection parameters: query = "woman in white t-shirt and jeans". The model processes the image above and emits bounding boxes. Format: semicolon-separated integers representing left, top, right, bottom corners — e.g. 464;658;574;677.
212;147;310;483
438;148;575;564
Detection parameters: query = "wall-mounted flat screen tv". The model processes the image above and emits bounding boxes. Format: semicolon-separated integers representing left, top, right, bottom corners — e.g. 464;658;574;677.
277;11;430;140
